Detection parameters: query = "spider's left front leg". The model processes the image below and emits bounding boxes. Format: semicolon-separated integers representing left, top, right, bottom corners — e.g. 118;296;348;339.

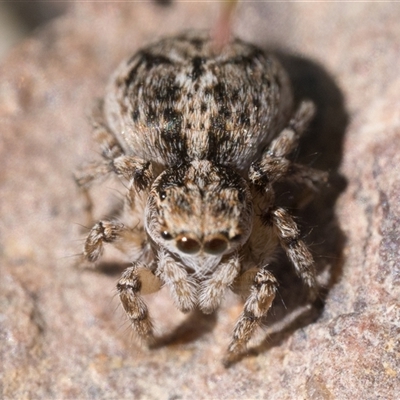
224;267;278;366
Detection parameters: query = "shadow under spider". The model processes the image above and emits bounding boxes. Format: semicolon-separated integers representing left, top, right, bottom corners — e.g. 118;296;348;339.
151;309;218;348
240;51;349;361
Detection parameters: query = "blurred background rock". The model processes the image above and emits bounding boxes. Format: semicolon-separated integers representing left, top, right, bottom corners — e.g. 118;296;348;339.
0;2;67;60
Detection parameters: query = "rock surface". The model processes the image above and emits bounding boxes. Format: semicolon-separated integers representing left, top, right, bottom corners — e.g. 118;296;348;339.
0;3;399;399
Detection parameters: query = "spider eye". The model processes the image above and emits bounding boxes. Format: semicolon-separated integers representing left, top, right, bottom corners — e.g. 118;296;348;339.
159;191;167;200
176;235;201;254
161;230;173;240
204;235;228;255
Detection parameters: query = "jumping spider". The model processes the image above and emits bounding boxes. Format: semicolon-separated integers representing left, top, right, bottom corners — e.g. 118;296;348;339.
76;31;327;364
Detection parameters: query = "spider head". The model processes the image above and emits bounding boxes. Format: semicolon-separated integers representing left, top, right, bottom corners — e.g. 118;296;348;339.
145;160;253;260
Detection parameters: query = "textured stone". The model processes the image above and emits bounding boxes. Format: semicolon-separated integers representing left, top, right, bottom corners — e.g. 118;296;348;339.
0;3;399;399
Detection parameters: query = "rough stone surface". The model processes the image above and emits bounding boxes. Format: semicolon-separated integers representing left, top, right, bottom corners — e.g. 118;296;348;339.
0;3;399;399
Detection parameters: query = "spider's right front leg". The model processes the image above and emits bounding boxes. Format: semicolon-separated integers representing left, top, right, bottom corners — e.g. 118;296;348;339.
157;249;198;313
117;263;162;343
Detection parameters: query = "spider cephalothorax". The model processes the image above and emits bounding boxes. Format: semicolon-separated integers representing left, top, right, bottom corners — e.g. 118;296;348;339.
146;160;253;260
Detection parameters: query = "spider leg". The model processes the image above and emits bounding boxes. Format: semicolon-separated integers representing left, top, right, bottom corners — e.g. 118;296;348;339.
75;154;153;191
83;220;145;263
249;100;327;189
75;99;153;226
198;252;241;314
285;163;328;191
84;221;125;262
74;99;125;188
91;99;125;160
117;264;162;343
246;101;320;301
157;249;198;313
224;268;278;366
270;207;317;298
90;99;153;189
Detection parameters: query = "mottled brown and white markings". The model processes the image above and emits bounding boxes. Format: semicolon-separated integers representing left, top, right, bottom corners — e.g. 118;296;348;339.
76;31;328;365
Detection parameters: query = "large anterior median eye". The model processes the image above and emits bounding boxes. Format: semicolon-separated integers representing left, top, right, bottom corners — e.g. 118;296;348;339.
204;235;228;255
176;234;201;254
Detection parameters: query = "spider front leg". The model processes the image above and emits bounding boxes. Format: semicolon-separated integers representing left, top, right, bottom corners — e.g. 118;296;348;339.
224;268;278;366
75;156;153;233
84;218;146;264
82;166;150;264
75;154;153;192
117;263;162;344
198;252;241;314
84;221;125;262
157;249;198;313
